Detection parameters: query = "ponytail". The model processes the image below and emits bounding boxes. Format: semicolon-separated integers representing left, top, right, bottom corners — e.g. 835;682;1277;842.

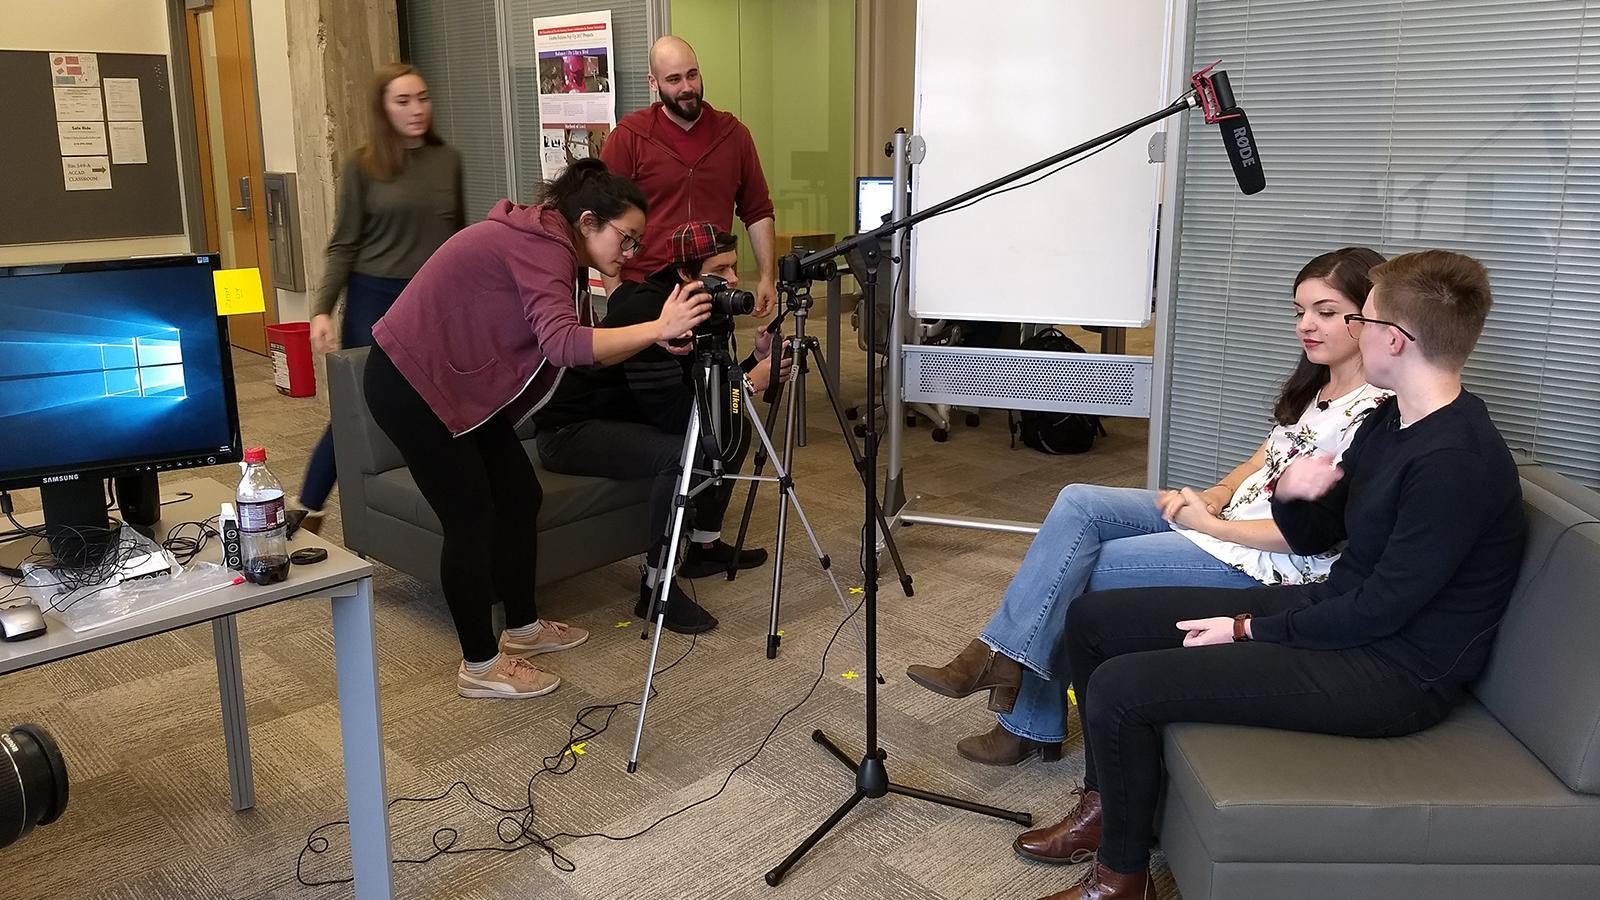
535;158;647;227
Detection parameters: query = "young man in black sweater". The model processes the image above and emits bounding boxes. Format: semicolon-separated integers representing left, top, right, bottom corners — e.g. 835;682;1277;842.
535;222;790;634
1017;250;1526;900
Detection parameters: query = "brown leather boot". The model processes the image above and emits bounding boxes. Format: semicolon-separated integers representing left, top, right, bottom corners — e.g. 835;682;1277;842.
905;639;1023;712
1036;860;1151;900
956;722;1063;766
1014;787;1101;863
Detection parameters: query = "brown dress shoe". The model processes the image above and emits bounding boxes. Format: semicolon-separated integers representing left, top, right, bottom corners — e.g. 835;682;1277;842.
906;638;1024;712
956;722;1063;766
1036;861;1151;900
1014;787;1101;863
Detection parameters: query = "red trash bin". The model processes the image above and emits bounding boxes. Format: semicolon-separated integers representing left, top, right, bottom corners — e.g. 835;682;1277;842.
266;322;316;398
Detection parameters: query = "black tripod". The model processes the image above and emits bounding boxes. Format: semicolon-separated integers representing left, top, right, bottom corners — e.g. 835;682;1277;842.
765;86;1209;886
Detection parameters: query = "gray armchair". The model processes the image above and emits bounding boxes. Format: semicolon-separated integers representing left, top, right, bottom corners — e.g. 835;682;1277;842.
325;347;656;588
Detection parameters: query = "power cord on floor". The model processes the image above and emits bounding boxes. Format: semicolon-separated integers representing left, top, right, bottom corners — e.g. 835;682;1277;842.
295;572;867;887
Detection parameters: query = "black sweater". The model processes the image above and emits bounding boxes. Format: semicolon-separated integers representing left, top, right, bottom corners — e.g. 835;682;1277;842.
1257;391;1525;688
534;268;757;433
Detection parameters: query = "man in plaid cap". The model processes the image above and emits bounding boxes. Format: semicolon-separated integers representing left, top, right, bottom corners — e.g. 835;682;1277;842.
533;221;791;634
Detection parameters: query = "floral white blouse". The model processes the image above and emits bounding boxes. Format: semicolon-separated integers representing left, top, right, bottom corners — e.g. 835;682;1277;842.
1174;383;1391;585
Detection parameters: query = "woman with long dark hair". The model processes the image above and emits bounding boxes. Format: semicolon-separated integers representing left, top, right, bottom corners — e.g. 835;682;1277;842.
293;63;464;535
905;247;1389;764
363;158;710;699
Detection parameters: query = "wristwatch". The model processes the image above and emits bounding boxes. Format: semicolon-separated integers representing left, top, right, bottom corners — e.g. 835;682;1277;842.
1232;613;1253;642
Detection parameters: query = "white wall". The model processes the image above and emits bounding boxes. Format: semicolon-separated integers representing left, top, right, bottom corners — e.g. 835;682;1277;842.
0;0;190;265
250;0;309;322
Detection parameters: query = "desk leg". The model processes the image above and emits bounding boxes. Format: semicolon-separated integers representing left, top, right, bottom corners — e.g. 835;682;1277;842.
212;614;255;811
330;576;394;900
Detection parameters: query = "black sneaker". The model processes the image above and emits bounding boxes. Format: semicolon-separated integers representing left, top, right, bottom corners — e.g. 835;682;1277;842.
679;540;769;579
634;577;718;634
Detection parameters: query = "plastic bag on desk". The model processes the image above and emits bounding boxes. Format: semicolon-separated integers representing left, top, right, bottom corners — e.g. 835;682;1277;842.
22;528;238;632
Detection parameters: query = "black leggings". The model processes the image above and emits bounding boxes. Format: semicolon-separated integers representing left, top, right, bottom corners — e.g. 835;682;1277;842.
363;343;542;662
1065;585;1457;874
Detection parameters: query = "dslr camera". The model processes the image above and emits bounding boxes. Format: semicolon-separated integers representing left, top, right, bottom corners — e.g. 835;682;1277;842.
694;274;755;335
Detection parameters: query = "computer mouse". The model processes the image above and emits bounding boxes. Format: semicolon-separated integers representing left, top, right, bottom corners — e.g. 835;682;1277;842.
0;602;47;642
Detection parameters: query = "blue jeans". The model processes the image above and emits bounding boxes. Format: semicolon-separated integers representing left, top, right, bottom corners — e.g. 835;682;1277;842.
300;274;409;510
978;484;1260;742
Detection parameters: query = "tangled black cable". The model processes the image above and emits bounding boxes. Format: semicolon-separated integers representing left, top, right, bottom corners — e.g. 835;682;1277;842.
296;577;868;887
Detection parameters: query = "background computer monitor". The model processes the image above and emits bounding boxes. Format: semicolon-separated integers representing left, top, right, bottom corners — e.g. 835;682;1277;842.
856;176;898;235
0;255;242;559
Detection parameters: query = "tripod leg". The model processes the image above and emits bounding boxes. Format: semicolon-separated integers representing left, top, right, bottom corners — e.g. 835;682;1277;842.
885;782;1033;826
726;374;786;582
628;401;702;773
763;343;803;658
739;370;877;679
764;789;867;887
804;339;915;598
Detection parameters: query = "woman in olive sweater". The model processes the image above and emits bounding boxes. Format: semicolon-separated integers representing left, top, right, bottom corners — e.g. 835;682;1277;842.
292;63;464;534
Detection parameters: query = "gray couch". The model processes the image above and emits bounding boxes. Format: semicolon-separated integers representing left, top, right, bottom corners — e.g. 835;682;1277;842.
1158;460;1600;899
326;347;655;587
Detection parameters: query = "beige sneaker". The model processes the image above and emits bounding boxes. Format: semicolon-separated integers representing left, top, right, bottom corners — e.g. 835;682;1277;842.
499;620;589;658
456;656;561;699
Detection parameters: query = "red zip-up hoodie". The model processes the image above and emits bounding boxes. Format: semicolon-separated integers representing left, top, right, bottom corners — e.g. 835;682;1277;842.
601;102;775;281
371;201;595;436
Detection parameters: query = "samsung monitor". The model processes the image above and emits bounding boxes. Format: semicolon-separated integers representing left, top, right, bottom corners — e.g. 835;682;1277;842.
0;254;242;561
856;176;898;235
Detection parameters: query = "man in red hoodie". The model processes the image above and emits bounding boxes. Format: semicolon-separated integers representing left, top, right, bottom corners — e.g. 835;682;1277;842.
601;35;778;318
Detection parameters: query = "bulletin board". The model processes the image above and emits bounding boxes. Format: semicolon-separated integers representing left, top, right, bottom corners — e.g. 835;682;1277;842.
0;50;185;246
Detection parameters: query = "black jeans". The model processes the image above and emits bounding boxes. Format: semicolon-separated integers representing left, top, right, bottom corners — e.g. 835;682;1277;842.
536;415;751;563
1065;585;1458;875
300;273;409;510
363;343;541;663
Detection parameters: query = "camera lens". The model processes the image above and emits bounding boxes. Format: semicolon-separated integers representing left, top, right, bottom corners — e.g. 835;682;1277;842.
699;275;755;317
0;724;69;849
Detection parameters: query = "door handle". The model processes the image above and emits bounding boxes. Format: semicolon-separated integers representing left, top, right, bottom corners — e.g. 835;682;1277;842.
234;175;252;219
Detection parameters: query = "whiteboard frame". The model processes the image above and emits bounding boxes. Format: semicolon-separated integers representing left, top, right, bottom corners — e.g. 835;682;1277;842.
907;0;1177;327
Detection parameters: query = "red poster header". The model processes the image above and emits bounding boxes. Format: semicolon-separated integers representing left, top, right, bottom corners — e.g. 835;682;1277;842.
537;23;607;36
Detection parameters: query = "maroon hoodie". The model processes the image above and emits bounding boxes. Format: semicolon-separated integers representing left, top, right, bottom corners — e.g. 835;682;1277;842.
371;201;596;436
601;102;774;282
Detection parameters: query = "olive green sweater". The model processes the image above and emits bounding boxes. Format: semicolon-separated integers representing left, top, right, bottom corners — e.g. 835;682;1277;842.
314;142;465;317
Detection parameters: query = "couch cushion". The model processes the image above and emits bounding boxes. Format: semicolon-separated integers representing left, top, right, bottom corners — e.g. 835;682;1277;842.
1162;701;1600;866
365;441;654;535
1473;476;1600;794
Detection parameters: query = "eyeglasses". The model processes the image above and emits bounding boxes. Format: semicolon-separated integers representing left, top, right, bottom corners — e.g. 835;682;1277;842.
1344;313;1416;342
607;222;643;255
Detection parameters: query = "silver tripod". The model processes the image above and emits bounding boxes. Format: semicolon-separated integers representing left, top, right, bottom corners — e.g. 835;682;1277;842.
627;337;867;773
727;275;915;662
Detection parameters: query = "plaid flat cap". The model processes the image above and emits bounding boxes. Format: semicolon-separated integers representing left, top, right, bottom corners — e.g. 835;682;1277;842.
669;221;721;265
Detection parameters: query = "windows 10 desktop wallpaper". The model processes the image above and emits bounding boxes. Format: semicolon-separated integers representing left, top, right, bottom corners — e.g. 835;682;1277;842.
0;264;235;481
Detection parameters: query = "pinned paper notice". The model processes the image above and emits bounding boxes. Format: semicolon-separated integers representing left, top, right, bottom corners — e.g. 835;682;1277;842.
53;86;103;122
49;52;99;86
109;122;147;164
62;157;112;191
104;78;143;120
213;269;266;316
58;121;107;155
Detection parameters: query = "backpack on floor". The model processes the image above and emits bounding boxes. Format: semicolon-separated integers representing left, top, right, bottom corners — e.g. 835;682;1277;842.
1007;328;1108;455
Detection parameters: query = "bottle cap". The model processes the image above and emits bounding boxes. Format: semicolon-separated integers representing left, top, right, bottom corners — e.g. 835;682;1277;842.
243;447;266;464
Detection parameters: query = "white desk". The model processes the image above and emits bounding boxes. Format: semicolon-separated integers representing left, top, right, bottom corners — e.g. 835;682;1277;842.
0;478;393;900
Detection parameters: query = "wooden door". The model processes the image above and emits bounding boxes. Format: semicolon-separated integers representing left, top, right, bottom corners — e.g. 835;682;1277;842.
187;0;276;355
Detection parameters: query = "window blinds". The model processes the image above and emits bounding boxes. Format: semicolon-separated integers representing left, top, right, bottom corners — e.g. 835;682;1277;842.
1164;0;1600;488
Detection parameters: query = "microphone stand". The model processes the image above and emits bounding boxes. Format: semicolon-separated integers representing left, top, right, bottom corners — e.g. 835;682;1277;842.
764;89;1204;886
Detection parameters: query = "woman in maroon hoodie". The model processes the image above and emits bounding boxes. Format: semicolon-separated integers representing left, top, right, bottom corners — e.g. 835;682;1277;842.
364;158;710;700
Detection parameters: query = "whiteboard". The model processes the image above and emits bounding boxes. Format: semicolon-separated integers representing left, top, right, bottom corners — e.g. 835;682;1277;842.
908;0;1174;327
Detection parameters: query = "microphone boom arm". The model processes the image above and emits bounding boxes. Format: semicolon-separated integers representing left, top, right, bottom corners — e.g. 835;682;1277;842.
785;91;1200;282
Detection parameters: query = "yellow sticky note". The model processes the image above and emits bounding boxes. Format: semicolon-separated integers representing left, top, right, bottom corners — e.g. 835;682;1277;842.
214;268;265;316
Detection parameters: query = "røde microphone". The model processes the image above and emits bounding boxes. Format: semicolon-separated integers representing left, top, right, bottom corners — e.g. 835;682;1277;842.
1209;71;1266;195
